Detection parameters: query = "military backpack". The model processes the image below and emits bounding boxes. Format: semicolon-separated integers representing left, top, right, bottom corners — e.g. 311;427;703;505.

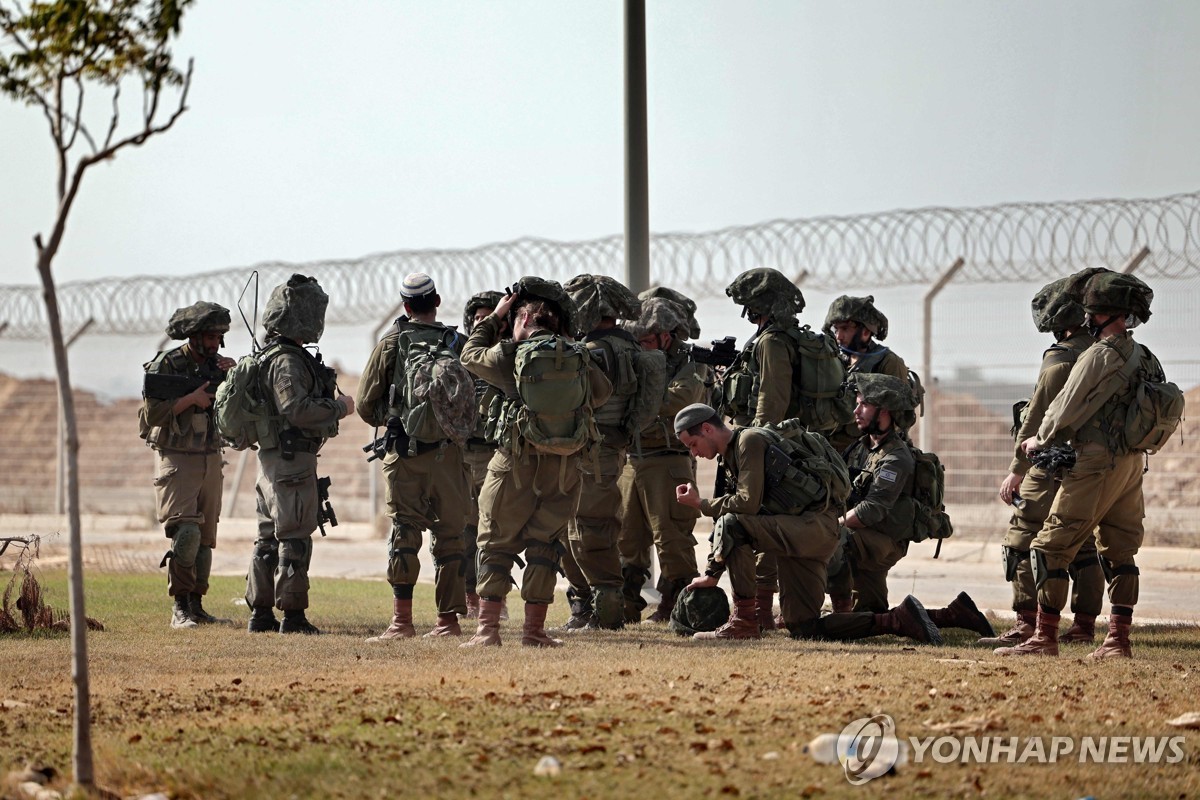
908;445;952;544
508;334;597;456
1110;343;1185;454
387;323;477;449
213;342;288;451
758;420;852;514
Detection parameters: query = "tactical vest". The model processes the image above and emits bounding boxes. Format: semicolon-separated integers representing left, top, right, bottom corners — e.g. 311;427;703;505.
845;433;916;542
587;329;644;447
140;346;223;453
755;422;852;516
264;341;340;446
638;348;705;455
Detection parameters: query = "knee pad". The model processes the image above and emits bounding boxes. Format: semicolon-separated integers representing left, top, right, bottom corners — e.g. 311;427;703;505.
433;552;466;576
1031;549;1069;591
1001;545;1030;583
593;586;625;629
524;539;565;579
1069;552;1102;578
169;523;202;568
1098;555;1140;584
711;514;749;562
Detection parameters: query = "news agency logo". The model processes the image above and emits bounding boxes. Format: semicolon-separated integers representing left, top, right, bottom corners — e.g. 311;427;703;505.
837;714;902;785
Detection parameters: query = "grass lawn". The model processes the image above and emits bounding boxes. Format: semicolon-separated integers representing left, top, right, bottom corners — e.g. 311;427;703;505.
2;570;1199;799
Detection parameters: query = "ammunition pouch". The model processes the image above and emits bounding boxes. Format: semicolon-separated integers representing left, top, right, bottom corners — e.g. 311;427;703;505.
1031;549;1069;590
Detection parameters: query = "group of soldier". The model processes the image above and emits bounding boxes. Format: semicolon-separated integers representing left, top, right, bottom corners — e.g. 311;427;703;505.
140;261;1165;660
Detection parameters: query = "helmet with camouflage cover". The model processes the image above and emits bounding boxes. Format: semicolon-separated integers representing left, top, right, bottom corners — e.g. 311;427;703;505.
1030;267;1110;334
725;267;805;322
668;585;731;636
623;297;688;341
823;295;889;340
262;274;329;343
853;372;917;430
639;286;701;339
509;275;579;337
462;290;505;333
1083;271;1153;325
564;274;641;336
166;301;231;340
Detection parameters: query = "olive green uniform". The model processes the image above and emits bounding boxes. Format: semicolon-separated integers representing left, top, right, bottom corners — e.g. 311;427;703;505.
245;341;345;612
141;343;225;598
1031;332;1145;613
699;428;840;632
827;345;909;453
357;320;470;617
827;430;915;612
460;315;613;604
1003;330;1102;616
617;341;706;616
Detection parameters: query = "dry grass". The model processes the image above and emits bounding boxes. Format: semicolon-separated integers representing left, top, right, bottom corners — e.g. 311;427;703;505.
2;571;1198;800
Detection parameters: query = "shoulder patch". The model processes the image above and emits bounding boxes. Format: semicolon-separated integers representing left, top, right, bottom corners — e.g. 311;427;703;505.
877;468;898;484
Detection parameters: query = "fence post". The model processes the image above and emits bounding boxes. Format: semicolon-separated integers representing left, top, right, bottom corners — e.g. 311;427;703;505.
1121;246;1151;274
624;0;649;294
56;317;95;514
920;259;965;453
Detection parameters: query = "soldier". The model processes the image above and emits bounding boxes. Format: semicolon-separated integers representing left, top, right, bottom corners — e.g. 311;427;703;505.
672;404;842;640
617;296;707;622
981;270;1103;647
559;275;666;630
823;295;911;453
1002;272;1160;659
459;290;507;620
720;267;850;631
357;273;473;641
459;278;612;647
140;302;235;629
245;275;354;635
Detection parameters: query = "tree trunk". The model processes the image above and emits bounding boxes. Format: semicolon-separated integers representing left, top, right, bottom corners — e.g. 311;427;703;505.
36;249;94;787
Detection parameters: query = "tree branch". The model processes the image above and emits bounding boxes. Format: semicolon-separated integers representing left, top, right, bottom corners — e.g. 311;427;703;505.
102;81;121;152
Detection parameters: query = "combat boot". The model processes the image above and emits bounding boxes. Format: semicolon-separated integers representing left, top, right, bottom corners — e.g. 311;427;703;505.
247;606;279;633
424;612;463;637
367;598;417;642
279;609;321;635
1060;613;1097;644
694;597;760;640
976;609;1035;646
830;595;853;613
463;591;481;620
756;589;777;631
1086;613;1132;660
561;589;595;631
645;578;687;623
170;596;198;630
461;598;503;647
189;593;230;625
926;592;994;637
521;602;564;647
872;596;943;645
995;609;1058;656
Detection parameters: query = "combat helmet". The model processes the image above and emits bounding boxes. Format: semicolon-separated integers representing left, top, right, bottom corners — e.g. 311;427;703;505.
623;297;688;342
564;274;641;337
1083;271;1153;325
853;372;918;431
1030;267;1110;334
823;295;889;340
507;276;578;337
462;290;504;333
668;586;731;637
725;267;805;322
165;301;231;340
639;286;701;339
262;274;329;343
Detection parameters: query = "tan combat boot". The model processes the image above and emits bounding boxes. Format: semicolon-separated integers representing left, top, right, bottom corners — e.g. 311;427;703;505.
694;597;761;640
1060;613;1097;644
1086;613;1132;660
927;591;995;638
424;612;463;637
463;591;481;620
995;609;1059;656
461;598;503;647
366;598;417;642
977;609;1036;646
521;602;564;647
756;589;777;632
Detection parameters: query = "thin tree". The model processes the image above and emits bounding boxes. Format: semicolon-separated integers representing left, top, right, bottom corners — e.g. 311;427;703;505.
0;0;194;789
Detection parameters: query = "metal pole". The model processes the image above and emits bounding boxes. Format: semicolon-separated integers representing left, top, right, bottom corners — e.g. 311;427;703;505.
1121;246;1150;275
624;0;650;293
56;318;95;514
367;303;406;523
919;259;964;452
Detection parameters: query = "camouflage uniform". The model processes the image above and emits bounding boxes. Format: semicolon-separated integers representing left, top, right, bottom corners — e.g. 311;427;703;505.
357;318;471;627
245;276;345;634
140;302;231;627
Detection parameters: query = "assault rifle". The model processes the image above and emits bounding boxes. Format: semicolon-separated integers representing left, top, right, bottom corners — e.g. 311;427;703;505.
1029;444;1077;474
142;362;226;400
317;476;338;536
363;418;409;462
689;336;738;368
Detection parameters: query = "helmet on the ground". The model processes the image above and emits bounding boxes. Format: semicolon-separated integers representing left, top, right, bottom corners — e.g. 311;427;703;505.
669;585;731;636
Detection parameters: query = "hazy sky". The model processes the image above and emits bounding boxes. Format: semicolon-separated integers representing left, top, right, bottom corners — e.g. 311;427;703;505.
3;1;1200;397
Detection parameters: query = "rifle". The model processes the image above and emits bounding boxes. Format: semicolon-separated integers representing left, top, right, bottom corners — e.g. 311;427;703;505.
142;366;225;401
363;417;409;462
316;476;338;536
689;336;738;368
713;456;729;498
1029;444;1077;474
